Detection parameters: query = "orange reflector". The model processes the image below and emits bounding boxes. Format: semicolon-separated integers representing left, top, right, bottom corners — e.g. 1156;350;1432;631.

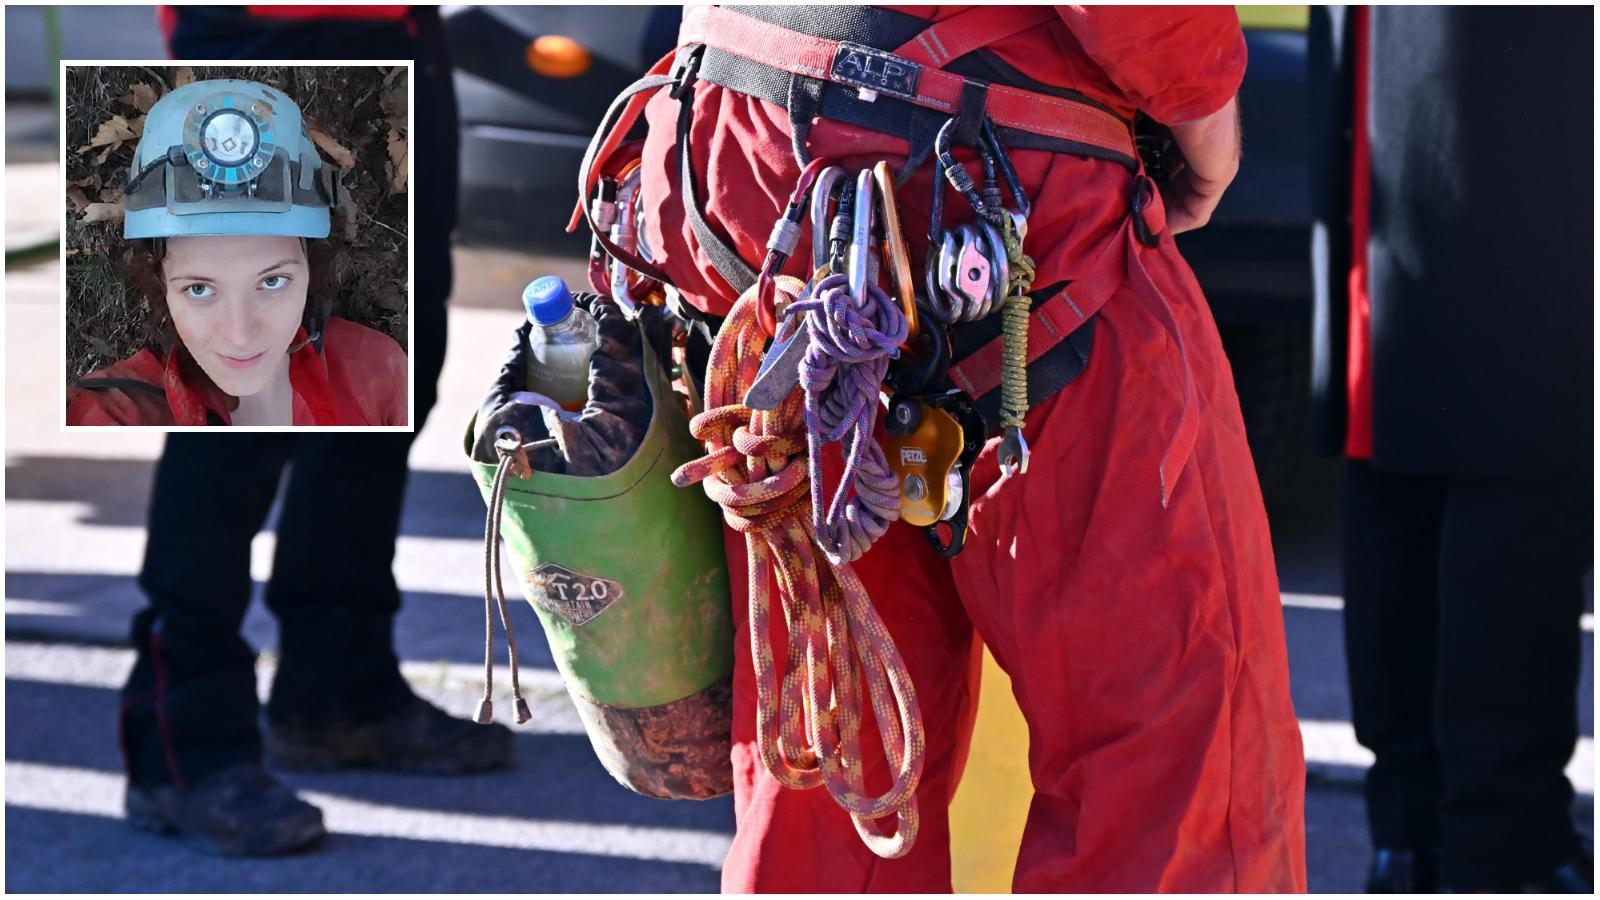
526;35;592;79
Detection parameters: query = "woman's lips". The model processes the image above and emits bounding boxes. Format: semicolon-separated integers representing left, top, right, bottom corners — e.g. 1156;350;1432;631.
216;350;268;370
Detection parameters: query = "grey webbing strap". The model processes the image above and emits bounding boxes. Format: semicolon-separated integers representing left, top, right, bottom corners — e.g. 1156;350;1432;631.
674;45;757;297
786;73;824;169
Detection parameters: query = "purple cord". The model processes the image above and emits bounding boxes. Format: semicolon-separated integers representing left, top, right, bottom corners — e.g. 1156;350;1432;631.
784;271;908;564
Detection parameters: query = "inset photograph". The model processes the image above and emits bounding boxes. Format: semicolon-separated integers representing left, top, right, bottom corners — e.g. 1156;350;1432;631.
63;63;412;427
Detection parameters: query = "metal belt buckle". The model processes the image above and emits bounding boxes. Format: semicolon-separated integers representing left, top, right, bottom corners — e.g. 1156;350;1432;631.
830;41;922;103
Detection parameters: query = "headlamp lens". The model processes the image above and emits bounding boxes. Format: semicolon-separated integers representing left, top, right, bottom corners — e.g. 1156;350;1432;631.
202;110;258;166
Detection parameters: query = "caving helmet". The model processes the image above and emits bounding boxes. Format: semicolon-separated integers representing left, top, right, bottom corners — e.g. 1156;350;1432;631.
123;78;341;239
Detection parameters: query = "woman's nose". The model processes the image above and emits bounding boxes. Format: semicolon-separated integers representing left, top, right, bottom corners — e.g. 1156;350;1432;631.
222;295;259;347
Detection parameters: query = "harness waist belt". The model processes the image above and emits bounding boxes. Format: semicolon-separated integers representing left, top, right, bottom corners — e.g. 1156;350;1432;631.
679;5;1137;163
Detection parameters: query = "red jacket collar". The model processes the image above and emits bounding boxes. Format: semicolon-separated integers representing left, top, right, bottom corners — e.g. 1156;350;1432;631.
161;327;350;425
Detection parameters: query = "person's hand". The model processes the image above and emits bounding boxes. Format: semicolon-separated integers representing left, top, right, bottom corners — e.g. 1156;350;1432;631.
1162;96;1242;234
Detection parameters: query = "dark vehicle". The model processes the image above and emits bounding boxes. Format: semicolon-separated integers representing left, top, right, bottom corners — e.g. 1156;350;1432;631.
444;5;1313;480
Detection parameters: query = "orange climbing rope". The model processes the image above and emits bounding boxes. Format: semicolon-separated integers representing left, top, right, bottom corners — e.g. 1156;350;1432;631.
672;277;926;859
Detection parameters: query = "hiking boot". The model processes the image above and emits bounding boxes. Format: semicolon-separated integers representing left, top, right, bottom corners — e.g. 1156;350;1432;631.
266;692;516;775
1367;847;1441;893
125;764;325;857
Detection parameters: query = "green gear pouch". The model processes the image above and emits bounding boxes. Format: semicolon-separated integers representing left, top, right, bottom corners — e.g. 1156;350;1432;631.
464;338;734;800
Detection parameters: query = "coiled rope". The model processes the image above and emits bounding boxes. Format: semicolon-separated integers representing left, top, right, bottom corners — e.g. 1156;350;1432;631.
997;215;1037;435
789;272;908;565
672;278;925;859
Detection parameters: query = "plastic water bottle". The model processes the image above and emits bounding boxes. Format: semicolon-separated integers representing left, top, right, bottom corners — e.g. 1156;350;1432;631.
522;276;599;412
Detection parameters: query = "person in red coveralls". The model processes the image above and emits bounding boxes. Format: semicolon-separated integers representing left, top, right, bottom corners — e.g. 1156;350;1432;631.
98;9;510;859
615;5;1306;892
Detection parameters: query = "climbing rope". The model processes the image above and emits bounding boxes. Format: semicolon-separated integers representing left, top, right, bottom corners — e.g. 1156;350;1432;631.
788;272;908;565
673;279;925;859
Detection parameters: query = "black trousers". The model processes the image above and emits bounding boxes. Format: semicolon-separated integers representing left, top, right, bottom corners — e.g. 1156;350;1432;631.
119;9;458;789
1341;459;1591;889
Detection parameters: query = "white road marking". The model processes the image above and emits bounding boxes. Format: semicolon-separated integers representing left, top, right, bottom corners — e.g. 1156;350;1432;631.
1300;718;1594;795
1284;592;1593;633
3;640;568;699
3;760;730;867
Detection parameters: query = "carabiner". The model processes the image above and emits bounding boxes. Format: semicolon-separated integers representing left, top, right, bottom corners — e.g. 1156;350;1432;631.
756;156;831;337
871;161;920;348
847;168;876;309
811;165;849;274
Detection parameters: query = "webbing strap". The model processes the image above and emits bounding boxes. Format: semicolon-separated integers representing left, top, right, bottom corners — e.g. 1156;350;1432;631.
949;221;1129;402
675;46;758;295
680;5;1136;161
892;6;1055;68
570;45;758;296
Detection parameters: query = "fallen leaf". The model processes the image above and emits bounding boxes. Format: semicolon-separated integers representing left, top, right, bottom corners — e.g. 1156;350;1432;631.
385;126;408;195
65;248;81;257
117;82;159;113
69;173;101;191
307;123;355;169
79;115;138;154
67;186;92;214
173;66;194;88
80;201;125;224
129;115;145;137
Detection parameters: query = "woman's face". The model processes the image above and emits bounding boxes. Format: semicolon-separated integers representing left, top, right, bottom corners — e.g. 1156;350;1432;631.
162;235;309;397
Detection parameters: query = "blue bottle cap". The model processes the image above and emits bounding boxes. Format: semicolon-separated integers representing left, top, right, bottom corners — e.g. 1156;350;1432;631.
522;276;574;325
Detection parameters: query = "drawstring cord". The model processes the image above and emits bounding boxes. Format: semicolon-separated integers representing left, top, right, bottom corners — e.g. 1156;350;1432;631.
477;431;557;725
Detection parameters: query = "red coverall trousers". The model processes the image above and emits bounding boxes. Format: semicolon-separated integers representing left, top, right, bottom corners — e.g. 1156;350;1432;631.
637;22;1307;895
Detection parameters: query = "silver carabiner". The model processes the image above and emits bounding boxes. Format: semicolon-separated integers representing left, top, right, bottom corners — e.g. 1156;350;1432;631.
847;168;876;308
609;168;644;316
811;165;848;274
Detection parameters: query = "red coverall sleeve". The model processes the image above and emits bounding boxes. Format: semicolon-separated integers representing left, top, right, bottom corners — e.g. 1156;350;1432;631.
66;392;125;425
1055;5;1247;124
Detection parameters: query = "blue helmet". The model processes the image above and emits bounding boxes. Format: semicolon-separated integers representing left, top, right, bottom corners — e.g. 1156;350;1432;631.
123;79;341;240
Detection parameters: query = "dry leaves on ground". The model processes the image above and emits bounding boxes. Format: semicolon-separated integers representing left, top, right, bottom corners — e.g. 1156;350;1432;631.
117;83;159;114
173;66;194;88
80;201;124;224
79;115;144;164
307;121;356;170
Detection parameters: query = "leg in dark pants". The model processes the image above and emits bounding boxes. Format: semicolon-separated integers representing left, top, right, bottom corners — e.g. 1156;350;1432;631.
1435;472;1591;890
122;434;299;787
265;7;458;731
124;7;461;788
1341;459;1447;855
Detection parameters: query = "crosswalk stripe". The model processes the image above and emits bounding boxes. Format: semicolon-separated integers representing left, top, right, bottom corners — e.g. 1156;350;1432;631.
3;760;730;867
1300;718;1593;795
1284;592;1594;633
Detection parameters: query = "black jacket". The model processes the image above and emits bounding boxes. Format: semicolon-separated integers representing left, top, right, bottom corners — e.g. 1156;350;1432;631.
1309;6;1592;476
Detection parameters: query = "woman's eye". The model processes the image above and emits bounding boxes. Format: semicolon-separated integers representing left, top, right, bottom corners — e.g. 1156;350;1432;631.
182;283;215;299
260;275;290;291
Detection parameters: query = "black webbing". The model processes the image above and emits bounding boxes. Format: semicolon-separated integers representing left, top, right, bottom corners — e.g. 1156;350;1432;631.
673;45;758;296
